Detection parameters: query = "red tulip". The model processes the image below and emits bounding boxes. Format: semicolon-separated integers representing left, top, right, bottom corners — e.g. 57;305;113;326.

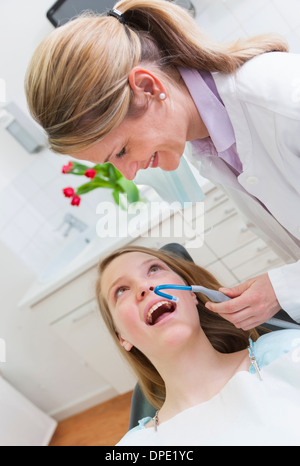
62;161;74;173
84;168;97;179
63;187;75;198
71;195;81;206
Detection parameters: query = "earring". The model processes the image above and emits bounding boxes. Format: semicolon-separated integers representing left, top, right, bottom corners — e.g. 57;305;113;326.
159;93;166;100
123;342;132;352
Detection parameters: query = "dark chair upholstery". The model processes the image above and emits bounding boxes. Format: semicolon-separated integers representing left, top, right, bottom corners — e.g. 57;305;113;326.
128;242;299;429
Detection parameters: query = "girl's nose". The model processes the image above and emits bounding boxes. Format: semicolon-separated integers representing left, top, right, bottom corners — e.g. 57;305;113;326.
137;286;154;300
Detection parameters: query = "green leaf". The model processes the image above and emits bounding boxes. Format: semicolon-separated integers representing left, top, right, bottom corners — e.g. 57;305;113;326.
116;178;140;203
76;179;115;195
112;189;120;206
107;163;118;183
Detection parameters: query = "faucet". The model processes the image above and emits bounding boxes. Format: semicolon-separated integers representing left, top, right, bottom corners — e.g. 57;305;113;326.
56;213;88;237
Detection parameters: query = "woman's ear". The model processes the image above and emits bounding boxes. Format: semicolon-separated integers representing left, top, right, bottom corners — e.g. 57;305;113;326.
128;67;166;101
118;334;133;352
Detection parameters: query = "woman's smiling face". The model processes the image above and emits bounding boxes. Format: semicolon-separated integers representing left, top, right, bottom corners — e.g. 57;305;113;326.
71;101;187;180
70;66;208;180
100;252;200;357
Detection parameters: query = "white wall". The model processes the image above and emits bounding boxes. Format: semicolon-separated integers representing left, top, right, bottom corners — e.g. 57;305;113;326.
0;0;300;420
0;0;118;420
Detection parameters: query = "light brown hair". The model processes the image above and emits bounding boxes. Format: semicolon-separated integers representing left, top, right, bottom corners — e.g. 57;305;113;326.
96;245;259;409
25;0;288;156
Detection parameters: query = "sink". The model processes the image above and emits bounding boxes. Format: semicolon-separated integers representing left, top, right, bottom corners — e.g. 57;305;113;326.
38;225;97;283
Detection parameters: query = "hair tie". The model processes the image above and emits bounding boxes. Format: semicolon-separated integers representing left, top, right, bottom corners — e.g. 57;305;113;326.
107;8;126;25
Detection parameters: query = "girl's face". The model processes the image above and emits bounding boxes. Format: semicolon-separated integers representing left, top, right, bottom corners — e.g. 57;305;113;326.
100;252;200;357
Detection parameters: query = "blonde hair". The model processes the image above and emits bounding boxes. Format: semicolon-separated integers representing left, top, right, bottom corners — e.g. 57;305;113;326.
25;0;288;155
96;245;259;409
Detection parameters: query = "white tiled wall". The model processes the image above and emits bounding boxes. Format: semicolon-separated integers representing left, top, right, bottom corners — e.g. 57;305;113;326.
0;151;114;274
1;0;299;275
193;0;300;51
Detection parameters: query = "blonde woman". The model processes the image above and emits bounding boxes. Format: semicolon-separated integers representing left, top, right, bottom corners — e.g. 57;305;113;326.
96;245;300;446
25;0;300;331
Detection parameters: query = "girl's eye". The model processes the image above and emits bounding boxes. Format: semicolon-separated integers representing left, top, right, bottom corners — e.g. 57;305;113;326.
115;147;126;159
115;286;128;299
149;264;162;274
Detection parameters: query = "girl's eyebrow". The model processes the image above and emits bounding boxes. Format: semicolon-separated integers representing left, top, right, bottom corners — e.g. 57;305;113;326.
106;258;161;301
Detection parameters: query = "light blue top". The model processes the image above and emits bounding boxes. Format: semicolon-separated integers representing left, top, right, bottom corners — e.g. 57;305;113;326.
126;329;300;434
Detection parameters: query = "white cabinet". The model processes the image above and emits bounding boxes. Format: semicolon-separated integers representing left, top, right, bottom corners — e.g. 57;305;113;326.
183;186;285;285
51;300;136;394
133;185;285;287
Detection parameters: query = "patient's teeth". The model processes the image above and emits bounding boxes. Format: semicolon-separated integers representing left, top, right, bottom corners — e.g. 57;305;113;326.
146;300;173;325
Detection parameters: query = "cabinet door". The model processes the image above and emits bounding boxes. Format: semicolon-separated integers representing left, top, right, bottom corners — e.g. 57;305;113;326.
206;261;238;288
232;249;284;281
205;215;256;258
204;187;228;212
221;238;268;269
51;300;137;394
184;240;218;267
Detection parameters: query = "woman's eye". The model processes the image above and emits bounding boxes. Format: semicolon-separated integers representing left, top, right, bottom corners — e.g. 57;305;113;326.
115;147;126;159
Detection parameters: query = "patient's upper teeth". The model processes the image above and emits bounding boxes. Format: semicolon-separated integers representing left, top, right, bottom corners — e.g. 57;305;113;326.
146;300;173;324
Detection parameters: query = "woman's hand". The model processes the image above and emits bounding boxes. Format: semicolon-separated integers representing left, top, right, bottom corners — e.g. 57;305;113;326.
205;273;281;330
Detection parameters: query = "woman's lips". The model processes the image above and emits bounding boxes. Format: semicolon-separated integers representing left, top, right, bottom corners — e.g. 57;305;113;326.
146;152;158;169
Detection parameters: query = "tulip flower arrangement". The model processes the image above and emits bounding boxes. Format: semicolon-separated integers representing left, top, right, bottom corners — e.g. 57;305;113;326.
62;161;141;209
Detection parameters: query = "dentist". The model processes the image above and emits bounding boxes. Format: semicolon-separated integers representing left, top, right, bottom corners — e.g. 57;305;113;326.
25;0;300;330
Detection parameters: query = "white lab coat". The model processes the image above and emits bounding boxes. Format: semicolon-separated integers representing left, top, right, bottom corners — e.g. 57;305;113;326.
189;52;300;322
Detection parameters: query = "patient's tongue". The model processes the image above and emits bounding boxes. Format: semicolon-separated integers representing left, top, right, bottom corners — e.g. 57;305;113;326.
152;305;173;325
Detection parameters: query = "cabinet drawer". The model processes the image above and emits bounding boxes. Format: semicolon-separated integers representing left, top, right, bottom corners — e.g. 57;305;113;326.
32;266;98;325
51;300;137;394
206;261;237;288
133;211;196;247
232;249;284;281
185;240;218;267
181;202;205;232
222;238;269;269
204;198;237;230
205;215;256;258
204;187;228;212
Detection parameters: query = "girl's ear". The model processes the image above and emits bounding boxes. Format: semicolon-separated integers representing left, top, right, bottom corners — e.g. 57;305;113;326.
118;334;133;352
190;291;198;306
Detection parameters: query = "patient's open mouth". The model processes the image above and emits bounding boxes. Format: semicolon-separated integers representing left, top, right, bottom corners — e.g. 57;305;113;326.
146;300;176;326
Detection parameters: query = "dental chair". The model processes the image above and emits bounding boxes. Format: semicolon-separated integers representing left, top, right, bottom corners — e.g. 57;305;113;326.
128;242;300;430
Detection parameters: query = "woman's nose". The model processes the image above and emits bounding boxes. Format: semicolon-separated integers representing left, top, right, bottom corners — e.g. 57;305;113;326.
113;160;138;181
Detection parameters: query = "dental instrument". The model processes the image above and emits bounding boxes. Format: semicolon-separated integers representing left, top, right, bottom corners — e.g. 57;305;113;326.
154;284;300;330
154;284;231;303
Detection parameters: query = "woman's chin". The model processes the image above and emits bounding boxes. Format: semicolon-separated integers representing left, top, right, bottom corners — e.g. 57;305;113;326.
158;152;182;171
